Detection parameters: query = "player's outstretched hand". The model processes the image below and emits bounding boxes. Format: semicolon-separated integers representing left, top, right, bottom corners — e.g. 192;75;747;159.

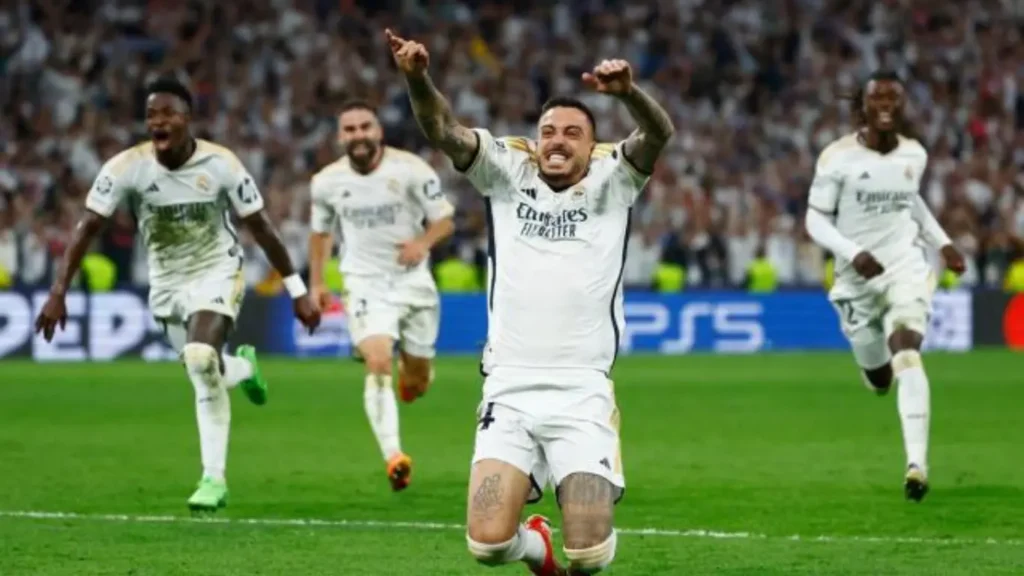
940;244;967;276
582;59;634;96
385;28;429;76
852;251;885;279
34;291;67;342
293;295;321;335
397;239;429;267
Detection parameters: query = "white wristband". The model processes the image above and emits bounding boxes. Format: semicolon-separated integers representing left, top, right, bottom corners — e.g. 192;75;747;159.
283;274;308;299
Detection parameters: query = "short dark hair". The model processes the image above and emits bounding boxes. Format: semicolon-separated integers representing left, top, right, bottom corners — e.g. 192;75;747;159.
339;99;377;116
849;70;917;139
145;76;193;111
539;96;597;136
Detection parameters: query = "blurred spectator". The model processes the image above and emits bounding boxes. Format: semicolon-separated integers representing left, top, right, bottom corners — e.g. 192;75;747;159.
0;207;17;286
1;0;1022;291
623;216;664;290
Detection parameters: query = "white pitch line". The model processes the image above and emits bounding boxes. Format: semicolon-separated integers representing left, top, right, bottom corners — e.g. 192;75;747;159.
0;510;1020;547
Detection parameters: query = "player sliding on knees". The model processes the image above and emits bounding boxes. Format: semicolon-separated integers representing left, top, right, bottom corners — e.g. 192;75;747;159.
308;100;455;492
388;29;673;575
804;71;966;502
34;76;321;513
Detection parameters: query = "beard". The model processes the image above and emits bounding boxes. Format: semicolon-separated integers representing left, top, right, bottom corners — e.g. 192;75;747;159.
346;139;379;164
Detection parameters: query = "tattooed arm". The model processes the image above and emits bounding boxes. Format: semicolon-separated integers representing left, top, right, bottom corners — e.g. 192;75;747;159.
617;84;675;175
404;74;479;171
387;29;479;171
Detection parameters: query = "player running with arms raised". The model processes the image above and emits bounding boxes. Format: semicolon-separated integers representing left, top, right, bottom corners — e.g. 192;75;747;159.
804;71;965;502
308;100;454;491
388;29;673;575
34;77;321;512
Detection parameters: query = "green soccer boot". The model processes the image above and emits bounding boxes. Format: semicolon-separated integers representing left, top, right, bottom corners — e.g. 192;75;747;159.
235;345;267;406
187;476;228;512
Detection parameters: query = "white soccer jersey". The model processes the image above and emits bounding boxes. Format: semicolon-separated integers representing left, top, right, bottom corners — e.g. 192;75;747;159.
462;129;649;375
808;133;931;294
310;147;454;280
85;140;263;290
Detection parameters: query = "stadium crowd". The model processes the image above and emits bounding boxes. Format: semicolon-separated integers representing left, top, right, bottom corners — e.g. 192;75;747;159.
2;0;1023;292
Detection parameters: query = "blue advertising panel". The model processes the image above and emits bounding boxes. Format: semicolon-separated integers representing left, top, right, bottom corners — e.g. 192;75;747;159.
0;288;972;360
271;290;972;357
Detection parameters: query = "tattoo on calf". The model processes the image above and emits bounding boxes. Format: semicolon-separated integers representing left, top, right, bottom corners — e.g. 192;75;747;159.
561;473;613;506
471;473;505;518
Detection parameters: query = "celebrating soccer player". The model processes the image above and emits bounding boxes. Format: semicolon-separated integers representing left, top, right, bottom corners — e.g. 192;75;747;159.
804;71;966;502
34;76;321;512
388;29;673;575
307;99;455;492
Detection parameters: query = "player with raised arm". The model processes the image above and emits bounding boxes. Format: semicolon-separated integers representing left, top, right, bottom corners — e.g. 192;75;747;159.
387;29;673;575
34;77;321;512
308;100;455;492
804;71;966;502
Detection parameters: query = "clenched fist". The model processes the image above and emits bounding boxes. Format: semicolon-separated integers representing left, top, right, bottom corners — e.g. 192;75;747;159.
582;59;635;96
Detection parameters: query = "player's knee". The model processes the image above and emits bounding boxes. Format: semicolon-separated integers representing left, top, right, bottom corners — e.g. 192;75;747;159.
564;530;617;574
892;349;923;373
466;527;519;566
888;323;924;352
363;352;393;376
182;343;219;385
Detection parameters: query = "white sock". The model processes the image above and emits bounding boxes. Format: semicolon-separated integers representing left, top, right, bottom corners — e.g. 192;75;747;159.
221;354;253;390
894;354;930;475
364;373;401;461
183;344;231;482
467;525;547;567
517;524;548;567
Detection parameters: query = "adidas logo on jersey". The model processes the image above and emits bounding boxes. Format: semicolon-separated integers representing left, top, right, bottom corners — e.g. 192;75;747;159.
521;188;537;200
859;171;870;180
145;182;160;194
212;297;225;305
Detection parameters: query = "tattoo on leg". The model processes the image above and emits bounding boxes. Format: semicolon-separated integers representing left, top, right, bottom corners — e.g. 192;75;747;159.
561;473;613;505
471;474;505;519
560;473;614;549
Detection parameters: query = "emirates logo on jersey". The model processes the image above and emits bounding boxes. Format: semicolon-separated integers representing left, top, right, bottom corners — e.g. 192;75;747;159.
855;190;914;216
516;202;588;241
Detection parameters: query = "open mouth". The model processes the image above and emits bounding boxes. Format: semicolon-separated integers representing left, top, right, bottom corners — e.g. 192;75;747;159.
151;129;171;144
877;111;894;125
545;151;569;168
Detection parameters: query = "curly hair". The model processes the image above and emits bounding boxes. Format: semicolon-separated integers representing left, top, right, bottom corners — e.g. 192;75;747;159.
848;70;918;140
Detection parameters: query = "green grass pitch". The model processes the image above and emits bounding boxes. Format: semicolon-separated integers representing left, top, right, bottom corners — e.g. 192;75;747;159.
1;351;1021;575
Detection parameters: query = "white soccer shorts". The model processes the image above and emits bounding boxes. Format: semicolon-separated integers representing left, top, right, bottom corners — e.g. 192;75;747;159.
150;266;246;352
830;270;935;370
470;370;625;505
343;277;440;359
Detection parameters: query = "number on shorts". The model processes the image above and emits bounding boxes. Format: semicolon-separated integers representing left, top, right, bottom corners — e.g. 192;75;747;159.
353;298;368;319
478;402;496;431
835;299;857;325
